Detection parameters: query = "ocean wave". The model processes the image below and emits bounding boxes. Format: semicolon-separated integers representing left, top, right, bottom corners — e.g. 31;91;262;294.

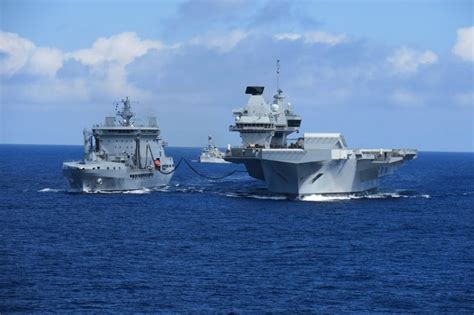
247;194;288;200
222;192;288;200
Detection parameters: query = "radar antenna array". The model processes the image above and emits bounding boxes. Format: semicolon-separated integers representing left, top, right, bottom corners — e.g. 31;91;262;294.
276;59;280;90
115;96;135;126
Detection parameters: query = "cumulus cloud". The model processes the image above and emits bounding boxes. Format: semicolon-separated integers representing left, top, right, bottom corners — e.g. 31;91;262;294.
303;31;348;45
190;30;248;52
273;32;302;41
0;31;167;105
387;47;438;74
273;31;347;46
391;89;424;107
0;31;63;77
452;26;474;62
28;47;64;77
68;32;165;66
0;32;35;75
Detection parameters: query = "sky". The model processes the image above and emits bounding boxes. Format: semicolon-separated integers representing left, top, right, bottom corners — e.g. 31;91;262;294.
0;0;473;152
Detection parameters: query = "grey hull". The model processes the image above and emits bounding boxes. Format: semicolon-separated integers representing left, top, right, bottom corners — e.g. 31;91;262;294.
199;156;230;164
226;146;415;196
63;164;173;192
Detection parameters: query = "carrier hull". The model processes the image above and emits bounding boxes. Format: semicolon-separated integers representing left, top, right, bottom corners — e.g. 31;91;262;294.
225;146;416;196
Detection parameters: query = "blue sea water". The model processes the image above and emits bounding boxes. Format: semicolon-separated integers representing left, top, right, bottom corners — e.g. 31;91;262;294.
0;144;473;312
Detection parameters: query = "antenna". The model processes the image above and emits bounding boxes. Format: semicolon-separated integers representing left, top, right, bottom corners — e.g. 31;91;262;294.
276;59;280;90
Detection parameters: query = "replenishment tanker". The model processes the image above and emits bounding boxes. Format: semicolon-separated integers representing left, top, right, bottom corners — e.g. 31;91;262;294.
199;135;229;163
224;66;417;196
63;97;175;192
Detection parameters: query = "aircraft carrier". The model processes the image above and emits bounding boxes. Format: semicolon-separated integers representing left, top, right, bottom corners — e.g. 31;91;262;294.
63;97;175;192
224;64;417;196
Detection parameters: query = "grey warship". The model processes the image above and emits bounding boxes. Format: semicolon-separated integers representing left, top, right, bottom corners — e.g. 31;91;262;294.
63;97;175;192
199;135;229;163
225;65;417;196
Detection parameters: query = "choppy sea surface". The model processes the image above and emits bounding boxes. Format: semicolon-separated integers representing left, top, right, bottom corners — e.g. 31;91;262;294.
0;145;473;312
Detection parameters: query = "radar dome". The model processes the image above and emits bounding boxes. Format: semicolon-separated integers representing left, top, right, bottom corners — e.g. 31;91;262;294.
271;104;279;112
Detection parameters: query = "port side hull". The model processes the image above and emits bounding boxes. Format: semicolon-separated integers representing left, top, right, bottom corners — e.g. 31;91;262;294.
63;165;173;192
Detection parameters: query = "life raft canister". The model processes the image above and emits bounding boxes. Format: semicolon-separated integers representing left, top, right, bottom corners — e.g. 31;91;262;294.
154;159;161;169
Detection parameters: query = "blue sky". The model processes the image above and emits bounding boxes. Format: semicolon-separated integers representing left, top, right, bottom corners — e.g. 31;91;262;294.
1;0;473;151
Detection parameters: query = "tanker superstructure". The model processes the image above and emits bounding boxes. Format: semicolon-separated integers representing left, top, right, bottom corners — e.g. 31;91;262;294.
63;97;174;192
225;83;417;196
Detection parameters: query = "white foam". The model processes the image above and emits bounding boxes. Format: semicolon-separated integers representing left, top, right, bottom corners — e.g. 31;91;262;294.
300;194;358;202
300;192;431;202
123;188;151;194
223;192;239;198
82;188;151;194
38;188;63;193
365;193;400;199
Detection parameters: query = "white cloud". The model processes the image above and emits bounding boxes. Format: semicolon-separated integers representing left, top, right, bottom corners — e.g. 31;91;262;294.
0;31;161;104
28;47;64;77
273;33;302;41
391;89;424;107
303;31;348;45
453;26;474;62
273;31;347;46
0;32;35;75
387;47;438;74
68;32;165;66
0;31;64;77
190;30;248;52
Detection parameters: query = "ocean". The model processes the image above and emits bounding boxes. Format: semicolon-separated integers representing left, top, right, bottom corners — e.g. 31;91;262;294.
1;144;473;312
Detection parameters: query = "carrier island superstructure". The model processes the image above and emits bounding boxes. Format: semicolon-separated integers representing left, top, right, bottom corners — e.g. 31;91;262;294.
224;86;417;196
63;97;174;192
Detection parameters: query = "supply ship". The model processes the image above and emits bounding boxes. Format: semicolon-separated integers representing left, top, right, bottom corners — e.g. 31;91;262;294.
63;97;174;192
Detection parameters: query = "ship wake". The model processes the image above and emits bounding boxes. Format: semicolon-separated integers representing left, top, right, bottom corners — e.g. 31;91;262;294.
300;191;431;202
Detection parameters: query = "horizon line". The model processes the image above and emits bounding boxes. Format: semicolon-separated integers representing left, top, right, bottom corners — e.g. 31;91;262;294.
1;142;473;154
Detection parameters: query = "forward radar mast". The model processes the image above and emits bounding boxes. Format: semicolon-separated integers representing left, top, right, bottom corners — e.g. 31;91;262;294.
276;59;280;91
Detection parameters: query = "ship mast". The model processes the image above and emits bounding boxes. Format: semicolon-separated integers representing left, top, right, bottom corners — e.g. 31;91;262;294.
276;59;280;91
116;96;135;126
